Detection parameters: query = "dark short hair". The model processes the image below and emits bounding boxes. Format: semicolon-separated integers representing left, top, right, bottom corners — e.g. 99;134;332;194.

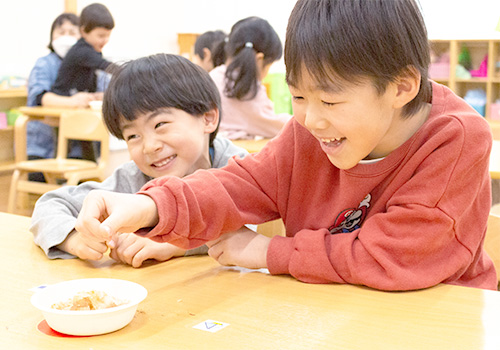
103;54;221;147
48;13;79;51
80;3;114;33
194;30;227;68
285;0;431;118
225;17;283;100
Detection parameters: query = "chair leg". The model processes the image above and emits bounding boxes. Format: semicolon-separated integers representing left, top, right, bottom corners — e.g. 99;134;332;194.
7;169;21;214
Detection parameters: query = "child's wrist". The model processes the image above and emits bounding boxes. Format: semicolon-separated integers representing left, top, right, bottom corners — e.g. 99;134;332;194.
140;194;160;228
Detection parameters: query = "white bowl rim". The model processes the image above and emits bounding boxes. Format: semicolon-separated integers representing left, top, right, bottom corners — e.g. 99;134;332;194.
31;278;147;316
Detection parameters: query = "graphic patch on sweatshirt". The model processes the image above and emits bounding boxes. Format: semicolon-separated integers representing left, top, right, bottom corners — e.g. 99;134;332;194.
328;194;371;234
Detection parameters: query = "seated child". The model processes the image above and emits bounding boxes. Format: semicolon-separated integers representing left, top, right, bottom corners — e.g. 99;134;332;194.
210;16;292;140
30;53;249;267
192;30;227;72
51;3;115;161
51;3;114;99
26;13;83;181
75;0;497;290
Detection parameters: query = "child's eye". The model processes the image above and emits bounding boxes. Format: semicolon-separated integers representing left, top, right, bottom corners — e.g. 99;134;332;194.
322;100;337;106
125;134;139;141
292;96;304;101
155;122;168;129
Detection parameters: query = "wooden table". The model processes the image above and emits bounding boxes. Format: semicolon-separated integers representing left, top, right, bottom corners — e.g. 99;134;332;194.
2;211;500;349
491;140;500;179
231;138;271;153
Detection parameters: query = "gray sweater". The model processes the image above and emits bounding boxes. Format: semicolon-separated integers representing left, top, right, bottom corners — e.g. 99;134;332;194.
31;137;248;259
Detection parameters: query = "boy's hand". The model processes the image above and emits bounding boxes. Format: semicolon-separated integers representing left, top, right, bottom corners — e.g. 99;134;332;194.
70;92;95;108
75;190;159;246
109;233;185;268
206;228;270;269
57;229;108;260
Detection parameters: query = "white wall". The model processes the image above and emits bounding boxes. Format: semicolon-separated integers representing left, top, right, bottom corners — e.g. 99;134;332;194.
1;0;500;78
420;0;500;40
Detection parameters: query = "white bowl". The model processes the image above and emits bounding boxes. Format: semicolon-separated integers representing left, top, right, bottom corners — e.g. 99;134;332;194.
31;278;147;336
89;100;103;111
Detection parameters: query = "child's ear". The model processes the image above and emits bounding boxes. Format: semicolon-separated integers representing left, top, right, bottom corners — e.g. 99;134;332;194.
255;52;265;69
202;108;219;134
392;66;421;109
202;48;212;63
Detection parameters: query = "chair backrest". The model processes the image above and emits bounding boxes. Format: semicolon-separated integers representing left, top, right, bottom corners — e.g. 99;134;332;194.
57;110;109;168
484;213;500;282
56;110;110;168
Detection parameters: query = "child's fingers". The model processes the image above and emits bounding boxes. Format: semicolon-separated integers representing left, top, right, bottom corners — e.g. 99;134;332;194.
76;190;113;241
75;214;108;242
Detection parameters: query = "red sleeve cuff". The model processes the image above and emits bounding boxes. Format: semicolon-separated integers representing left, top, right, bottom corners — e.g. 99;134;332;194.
267;235;295;275
135;188;176;241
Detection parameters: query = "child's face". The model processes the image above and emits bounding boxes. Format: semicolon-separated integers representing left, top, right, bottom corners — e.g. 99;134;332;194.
81;27;112;52
52;20;80;41
192;49;213;72
121;108;218;179
255;53;272;81
289;69;401;169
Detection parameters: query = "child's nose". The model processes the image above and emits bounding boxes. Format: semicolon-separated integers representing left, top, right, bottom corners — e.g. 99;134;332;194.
304;108;328;130
143;137;162;154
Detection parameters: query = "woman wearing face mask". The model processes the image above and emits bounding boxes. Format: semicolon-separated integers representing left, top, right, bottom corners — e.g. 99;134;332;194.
26;13;99;180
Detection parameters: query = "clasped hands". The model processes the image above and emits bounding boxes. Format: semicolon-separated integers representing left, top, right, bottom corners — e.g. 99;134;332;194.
74;190;271;269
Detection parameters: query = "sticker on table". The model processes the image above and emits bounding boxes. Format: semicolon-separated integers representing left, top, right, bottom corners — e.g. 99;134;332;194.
193;320;230;333
29;284;50;292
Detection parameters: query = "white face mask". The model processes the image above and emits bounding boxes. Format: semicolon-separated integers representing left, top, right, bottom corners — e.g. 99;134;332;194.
52;35;78;58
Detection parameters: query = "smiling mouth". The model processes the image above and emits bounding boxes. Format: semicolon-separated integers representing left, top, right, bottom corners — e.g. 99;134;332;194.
152;155;176;168
320;137;346;147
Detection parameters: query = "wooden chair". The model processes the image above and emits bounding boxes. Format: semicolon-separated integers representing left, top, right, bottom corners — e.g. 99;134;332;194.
484;213;500;284
8;110;109;214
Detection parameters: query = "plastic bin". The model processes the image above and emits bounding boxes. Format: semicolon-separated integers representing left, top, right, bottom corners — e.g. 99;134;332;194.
7;109;21;126
464;89;486;117
263;73;292;114
0;112;6;129
429;62;450;80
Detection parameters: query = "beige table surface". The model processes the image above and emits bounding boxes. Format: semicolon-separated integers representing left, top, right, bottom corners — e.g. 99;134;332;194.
491;140;500;179
231;138;271;154
2;211;500;349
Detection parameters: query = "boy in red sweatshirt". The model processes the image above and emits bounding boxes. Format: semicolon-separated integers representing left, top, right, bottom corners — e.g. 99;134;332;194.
76;0;497;291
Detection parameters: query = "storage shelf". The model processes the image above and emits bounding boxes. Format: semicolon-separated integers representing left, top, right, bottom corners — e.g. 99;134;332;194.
429;39;500;120
455;78;490;83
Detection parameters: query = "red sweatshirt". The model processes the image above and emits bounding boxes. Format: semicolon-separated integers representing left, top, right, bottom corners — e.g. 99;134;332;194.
139;82;497;291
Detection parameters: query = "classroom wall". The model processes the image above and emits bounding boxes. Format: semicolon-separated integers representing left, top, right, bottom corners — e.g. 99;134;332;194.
1;0;500;79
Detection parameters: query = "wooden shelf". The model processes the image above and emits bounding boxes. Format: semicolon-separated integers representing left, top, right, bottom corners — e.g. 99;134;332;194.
0;87;27;99
429;39;500;120
0;90;26;164
455;78;489;83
